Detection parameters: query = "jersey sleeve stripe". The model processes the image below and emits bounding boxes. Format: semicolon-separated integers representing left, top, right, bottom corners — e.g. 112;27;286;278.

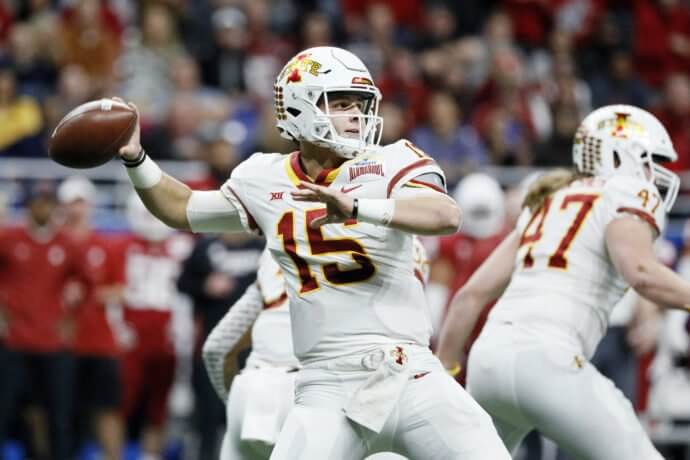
616;207;660;234
263;291;288;309
225;185;259;231
386;158;435;197
406;178;445;193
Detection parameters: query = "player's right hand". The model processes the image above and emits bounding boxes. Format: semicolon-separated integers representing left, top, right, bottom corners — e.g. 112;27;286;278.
113;97;142;161
291;181;355;228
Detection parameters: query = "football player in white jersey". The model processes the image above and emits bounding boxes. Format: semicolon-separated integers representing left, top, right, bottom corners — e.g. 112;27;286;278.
116;46;510;459
205;247;297;460
203;237;431;460
436;104;690;460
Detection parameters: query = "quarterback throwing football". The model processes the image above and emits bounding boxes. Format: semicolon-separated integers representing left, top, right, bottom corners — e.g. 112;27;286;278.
117;47;510;459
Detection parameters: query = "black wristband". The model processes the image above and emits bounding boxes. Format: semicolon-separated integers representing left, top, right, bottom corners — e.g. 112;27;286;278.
351;198;359;219
122;148;147;168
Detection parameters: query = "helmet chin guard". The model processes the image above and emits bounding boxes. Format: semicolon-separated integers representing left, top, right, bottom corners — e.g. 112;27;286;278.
572;104;680;211
274;47;383;159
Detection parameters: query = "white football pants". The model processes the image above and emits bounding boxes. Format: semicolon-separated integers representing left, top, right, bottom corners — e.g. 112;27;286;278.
220;367;297;460
269;346;511;460
467;321;664;460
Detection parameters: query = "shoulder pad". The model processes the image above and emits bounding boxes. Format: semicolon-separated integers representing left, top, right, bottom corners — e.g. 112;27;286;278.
230;152;284;180
603;175;666;235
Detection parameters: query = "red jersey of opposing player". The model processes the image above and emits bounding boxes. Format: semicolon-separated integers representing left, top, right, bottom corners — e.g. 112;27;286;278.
117;195;194;426
0;225;86;352
437;232;508;301
119;233;192;353
69;232;125;357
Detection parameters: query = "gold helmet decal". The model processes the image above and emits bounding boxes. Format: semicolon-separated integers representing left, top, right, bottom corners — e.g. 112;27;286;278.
279;53;322;84
611;112;630;138
596;111;646;139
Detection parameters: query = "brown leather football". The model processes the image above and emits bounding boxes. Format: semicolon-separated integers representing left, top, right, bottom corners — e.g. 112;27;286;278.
49;99;137;169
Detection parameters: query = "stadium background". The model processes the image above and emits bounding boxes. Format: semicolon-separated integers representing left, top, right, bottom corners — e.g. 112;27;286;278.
1;0;690;459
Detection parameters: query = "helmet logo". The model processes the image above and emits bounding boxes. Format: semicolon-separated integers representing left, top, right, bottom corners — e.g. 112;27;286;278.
287;68;302;83
279;53;322;84
611;112;630;138
596;112;646;139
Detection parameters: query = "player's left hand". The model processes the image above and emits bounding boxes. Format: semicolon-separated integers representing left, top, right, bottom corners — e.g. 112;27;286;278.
291;182;354;228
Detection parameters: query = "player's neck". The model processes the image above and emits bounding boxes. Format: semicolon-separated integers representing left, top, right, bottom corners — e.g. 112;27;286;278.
299;142;346;179
27;219;56;241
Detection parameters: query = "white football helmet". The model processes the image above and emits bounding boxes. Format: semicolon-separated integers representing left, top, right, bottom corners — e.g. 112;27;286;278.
274;46;383;159
573;104;680;211
126;193;173;242
453;173;506;239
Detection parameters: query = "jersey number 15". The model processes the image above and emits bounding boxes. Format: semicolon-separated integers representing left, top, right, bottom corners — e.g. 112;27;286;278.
277;209;376;294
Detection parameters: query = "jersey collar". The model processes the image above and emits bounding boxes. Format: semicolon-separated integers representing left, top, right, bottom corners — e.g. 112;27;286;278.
285;151;341;187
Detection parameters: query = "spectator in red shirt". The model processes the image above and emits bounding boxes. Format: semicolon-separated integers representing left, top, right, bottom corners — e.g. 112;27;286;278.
341;0;424;32
634;0;690;88
185;135;243;191
57;0;122;90
118;194;194;460
503;0;553;48
0;181;85;460
57;176;125;460
377;48;430;131
653;73;690;172
472;47;540;165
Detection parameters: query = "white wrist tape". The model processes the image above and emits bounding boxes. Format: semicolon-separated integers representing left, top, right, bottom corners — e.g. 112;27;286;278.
126;154;163;189
356;198;395;226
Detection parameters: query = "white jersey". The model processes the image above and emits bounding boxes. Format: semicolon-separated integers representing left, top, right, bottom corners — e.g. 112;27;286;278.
223;139;445;364
412;236;430;286
247;249;299;368
489;175;666;358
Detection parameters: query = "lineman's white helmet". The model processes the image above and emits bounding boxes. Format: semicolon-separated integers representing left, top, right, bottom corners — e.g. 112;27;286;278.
453;173;506;238
274;46;383;159
573;104;679;211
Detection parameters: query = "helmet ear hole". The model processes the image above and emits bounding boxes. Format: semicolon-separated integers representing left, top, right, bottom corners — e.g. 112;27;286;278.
613;151;621;168
651;153;667;163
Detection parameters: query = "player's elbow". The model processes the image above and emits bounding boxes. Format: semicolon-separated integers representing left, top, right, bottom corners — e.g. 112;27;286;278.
159;214;189;231
146;198;192;230
624;260;659;296
434;200;462;235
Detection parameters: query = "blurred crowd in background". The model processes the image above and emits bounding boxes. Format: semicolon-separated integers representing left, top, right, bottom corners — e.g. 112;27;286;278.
2;0;690;459
2;0;690;178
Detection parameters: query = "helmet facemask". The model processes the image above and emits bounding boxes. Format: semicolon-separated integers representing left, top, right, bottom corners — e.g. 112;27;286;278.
310;89;383;159
650;158;680;212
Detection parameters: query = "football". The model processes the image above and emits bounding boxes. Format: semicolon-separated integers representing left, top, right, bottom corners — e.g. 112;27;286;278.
49;99;137;169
